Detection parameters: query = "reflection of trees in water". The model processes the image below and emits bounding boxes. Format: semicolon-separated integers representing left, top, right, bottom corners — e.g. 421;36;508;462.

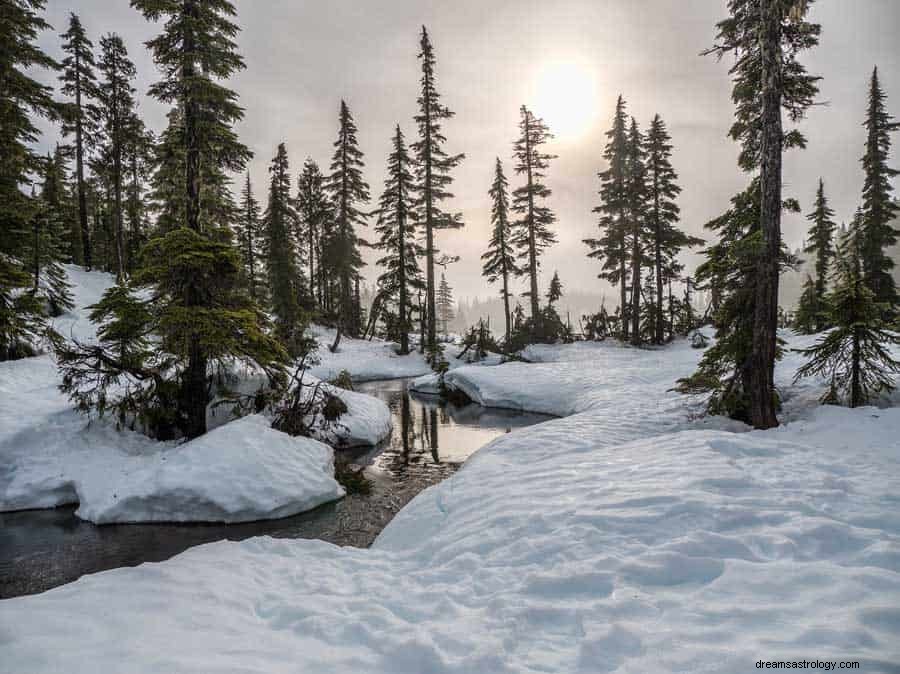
386;388;445;474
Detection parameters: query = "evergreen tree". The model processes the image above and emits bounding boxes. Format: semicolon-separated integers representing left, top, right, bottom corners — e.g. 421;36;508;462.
45;145;80;265
584;95;630;340
644;114;702;344
702;0;820;429
795;215;900;407
262;143;305;348
859;67;900;317
59;12;99;270
511;105;557;330
625;117;649;345
412;26;464;356
123;119;153;272
373;125;423;355
96;33;139;280
481;157;520;347
436;273;455;335
546;270;563;307
130;0;275;439
793;273;821;334
237;172;262;301
0;0;60;360
325;100;370;348
296;158;330;306
802;177;836;330
26;172;74;317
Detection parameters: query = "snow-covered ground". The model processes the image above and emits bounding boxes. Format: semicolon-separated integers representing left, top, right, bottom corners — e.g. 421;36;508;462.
0;266;389;522
3;327;899;672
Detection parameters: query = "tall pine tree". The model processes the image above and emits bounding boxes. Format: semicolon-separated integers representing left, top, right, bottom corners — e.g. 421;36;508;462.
59;12;99;270
373;126;423;355
296;158;330;307
325;100;370;348
237;172;262;301
625;117;649;345
859;67;899;317
482;157;520;347
511;105;557;332
412;27;464;357
801;177;836;331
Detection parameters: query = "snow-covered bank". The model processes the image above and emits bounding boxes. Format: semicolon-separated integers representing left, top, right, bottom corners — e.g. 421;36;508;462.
0;265;389;521
3;332;899;672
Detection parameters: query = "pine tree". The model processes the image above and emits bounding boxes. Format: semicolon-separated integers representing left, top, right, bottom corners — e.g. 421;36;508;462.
130;0;277;439
263;143;305;348
625;117;649;345
59;12;99;270
373;125;423;355
859;67;900;317
802;178;836;331
481;157;520;347
511;105;557;331
584;95;630;340
27;170;74;317
795;214;900;407
436;273;455;336
325;100;370;348
644;114;702;344
546;270;563;307
96;33;138;281
123;119;152;272
296;158;330;307
237;172;262;301
0;0;60;359
702;0;820;429
793;273;821;334
412;26;464;357
45;145;80;265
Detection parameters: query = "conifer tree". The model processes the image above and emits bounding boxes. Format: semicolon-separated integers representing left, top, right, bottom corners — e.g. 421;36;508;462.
27;166;74;317
802;177;836;330
795;214;900;407
625;117;649;345
237;172;262;301
702;0;820;428
481;157;520;347
325;100;370;348
511;105;557;331
436;273;455;335
60;12;99;270
0;0;60;359
412;27;464;356
585;95;630;340
373;125;423;355
859;67;899;317
96;33;139;281
45;145;80;265
644;114;702;344
793;273;820;334
297;158;330;306
546;270;563;307
263;143;305;349
130;0;276;439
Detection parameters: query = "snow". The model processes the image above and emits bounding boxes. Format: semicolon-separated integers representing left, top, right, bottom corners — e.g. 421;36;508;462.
308;325;433;382
3;328;899;672
0;266;389;522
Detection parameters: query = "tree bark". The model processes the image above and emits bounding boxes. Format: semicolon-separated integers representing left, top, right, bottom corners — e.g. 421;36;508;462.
74;50;92;270
749;0;782;429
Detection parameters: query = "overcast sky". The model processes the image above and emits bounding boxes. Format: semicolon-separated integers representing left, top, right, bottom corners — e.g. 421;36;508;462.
33;0;900;301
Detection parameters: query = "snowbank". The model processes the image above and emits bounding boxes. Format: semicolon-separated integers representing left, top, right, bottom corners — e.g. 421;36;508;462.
309;326;433;381
3;331;899;672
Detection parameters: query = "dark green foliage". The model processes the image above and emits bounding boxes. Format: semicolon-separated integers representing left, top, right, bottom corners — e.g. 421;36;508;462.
859;67;900;316
236;172;262;301
582;305;612;341
412;26;464;356
262;143;307;352
373;126;423;354
325;100;370;343
27;161;75;316
795;218;900;407
802;178;836;331
296;158;330;307
511;105;557;329
59;12;99;269
481;158;520;347
458;319;499;363
436;273;454;335
585;95;630;340
793;273;823;335
625;117;649;344
676;179;798;422
546;271;563;307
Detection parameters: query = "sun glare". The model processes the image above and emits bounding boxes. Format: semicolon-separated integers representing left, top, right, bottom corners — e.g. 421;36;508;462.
530;61;600;141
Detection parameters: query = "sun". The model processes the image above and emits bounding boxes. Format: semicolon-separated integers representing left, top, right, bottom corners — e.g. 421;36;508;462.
529;61;600;141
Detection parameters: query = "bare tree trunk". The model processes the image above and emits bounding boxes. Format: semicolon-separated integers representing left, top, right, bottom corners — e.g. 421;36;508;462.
749;0;782;430
74;51;92;270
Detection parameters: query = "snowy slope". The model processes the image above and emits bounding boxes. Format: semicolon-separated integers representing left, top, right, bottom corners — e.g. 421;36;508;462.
0;266;388;521
2;331;899;672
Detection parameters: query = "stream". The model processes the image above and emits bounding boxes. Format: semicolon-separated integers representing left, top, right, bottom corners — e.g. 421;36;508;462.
0;378;550;598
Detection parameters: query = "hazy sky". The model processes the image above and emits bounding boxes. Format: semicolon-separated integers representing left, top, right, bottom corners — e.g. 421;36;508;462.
33;0;900;302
